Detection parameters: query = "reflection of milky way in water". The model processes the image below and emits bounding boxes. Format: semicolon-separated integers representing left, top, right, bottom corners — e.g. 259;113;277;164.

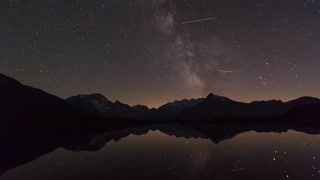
2;130;320;180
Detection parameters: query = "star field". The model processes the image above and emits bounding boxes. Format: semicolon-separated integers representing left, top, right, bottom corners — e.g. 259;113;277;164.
1;0;320;107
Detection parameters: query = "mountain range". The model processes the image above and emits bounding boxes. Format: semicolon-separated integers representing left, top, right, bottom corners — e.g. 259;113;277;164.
66;91;320;124
1;73;320;129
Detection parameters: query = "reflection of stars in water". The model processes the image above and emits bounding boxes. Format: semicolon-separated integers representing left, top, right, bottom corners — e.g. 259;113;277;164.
261;135;320;178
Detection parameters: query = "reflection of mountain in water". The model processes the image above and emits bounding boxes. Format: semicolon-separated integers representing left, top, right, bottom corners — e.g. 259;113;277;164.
0;136;64;176
62;123;320;151
2;122;320;177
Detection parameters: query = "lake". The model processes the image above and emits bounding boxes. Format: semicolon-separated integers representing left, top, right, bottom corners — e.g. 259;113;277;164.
1;123;320;180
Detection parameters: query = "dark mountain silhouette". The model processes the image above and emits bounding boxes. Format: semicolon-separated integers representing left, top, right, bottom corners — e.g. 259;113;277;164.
132;105;149;112
66;92;320;123
1;73;320;125
66;94;151;120
177;93;320;122
153;98;205;120
0;73;84;134
65;94;106;116
0;74;143;137
285;103;320;124
66;94;207;121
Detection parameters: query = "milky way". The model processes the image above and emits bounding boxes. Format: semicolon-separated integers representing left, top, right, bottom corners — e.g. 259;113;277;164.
151;0;233;96
0;0;320;107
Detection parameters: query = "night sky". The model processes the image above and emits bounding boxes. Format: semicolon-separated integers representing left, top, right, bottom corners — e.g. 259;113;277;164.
1;0;320;107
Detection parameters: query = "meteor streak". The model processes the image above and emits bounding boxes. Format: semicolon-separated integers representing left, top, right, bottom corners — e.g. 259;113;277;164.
218;70;234;73
182;17;216;24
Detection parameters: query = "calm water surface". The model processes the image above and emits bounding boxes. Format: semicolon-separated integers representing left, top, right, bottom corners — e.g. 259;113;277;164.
1;125;320;180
